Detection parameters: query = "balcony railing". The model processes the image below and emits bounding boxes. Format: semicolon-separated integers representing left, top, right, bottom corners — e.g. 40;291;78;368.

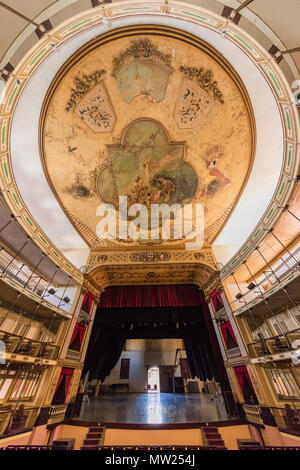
243;404;300;435
0;406;39;437
0;330;59;360
0;248;75;314
48;404;68;424
243;404;264;425
247;329;300;358
226;346;241;358
230;245;300;312
271;406;300;435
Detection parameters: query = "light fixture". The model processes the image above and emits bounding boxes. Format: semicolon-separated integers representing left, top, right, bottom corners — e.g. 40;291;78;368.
229;10;236;20
103;16;112;27
247;283;256;290
38;24;46;34
220;29;228;39
235;293;243;300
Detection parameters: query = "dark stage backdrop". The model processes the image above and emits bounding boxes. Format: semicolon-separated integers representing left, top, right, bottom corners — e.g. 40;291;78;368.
84;285;232;400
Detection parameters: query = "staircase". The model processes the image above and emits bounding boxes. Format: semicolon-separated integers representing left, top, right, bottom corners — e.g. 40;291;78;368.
202;426;227;449
80;425;105;450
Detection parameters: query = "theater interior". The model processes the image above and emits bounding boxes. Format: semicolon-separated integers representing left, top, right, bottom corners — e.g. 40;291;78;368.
0;0;300;452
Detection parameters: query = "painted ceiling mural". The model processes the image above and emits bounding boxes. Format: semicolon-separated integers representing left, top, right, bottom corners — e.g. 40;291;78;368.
41;26;255;248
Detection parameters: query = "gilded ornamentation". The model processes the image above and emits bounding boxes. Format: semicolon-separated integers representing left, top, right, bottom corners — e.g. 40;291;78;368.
130;252;171;263
66;70;106;112
112;39;171;77
179;65;224;104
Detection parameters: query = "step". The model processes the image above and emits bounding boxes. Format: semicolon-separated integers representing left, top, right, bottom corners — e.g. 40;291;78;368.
89;427;103;432
204;433;221;438
83;439;100;446
203;427;218;433
86;433;103;438
80;446;99;450
207;439;225;446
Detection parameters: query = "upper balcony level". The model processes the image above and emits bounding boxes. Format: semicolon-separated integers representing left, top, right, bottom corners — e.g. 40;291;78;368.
226;242;300;316
0;244;79;317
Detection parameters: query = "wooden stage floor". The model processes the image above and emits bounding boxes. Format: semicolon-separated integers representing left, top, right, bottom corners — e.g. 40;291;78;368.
74;393;233;424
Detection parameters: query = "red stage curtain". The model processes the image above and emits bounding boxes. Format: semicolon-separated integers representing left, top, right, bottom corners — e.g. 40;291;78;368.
79;324;86;345
234;365;255;400
220;321;237;347
63;368;74;400
99;285;203;308
81;291;94;313
54;371;64;396
69;323;79;347
69;322;86;349
54;367;74;401
211;289;224;312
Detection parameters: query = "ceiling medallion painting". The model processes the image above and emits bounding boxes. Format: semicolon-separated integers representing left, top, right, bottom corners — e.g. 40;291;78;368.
98;119;197;209
74;82;116;133
174;79;214;129
40;25;255;249
112;39;172;104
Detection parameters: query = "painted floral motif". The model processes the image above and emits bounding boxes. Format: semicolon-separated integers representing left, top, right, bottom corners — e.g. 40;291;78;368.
175;79;214;128
75;83;116;132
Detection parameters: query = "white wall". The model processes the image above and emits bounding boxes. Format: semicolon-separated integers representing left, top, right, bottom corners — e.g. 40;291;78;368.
103;339;203;393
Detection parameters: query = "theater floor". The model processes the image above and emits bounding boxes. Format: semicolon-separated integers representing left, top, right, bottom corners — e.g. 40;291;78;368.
74;393;233;424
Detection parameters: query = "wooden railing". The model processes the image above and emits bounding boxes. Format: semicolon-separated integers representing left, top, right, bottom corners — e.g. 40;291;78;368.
247;329;300;358
0;406;38;437
243;404;264;425
48;404;68;424
0;330;59;360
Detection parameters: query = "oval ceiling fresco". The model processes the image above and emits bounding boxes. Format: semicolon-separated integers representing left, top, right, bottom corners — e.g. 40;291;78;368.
40;25;255;248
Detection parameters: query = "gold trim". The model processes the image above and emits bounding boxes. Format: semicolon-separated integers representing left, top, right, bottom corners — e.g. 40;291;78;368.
39;24;256;248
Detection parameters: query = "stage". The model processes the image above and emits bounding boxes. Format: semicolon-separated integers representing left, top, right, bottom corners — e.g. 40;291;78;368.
74;393;233;424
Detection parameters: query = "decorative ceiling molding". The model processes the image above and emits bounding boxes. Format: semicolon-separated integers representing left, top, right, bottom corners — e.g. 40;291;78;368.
88;261;216;290
86;246;217;273
39;24;255;249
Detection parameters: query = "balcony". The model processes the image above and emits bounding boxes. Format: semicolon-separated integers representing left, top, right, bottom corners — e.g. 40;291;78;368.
247;329;300;359
243;404;300;436
230;245;300;314
0;330;59;361
48;404;68;424
226;346;241;359
243;404;264;425
271;406;300;436
0;406;39;437
0;248;77;315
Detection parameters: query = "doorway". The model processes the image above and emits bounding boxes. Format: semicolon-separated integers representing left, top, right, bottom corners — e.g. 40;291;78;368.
148;367;160;393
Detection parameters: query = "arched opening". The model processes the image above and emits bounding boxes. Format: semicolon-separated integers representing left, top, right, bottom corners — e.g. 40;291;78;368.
147;367;160;393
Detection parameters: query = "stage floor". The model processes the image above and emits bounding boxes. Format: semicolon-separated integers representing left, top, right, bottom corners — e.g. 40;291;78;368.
75;393;231;424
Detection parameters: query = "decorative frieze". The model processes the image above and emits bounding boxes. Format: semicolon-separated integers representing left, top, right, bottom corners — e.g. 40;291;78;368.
66;70;106;112
112;39;171;76
179;65;224;104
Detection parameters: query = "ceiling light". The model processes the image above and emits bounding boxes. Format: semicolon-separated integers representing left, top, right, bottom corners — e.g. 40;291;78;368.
38;24;46;34
103;16;112;27
247;283;256;290
220;29;228;39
